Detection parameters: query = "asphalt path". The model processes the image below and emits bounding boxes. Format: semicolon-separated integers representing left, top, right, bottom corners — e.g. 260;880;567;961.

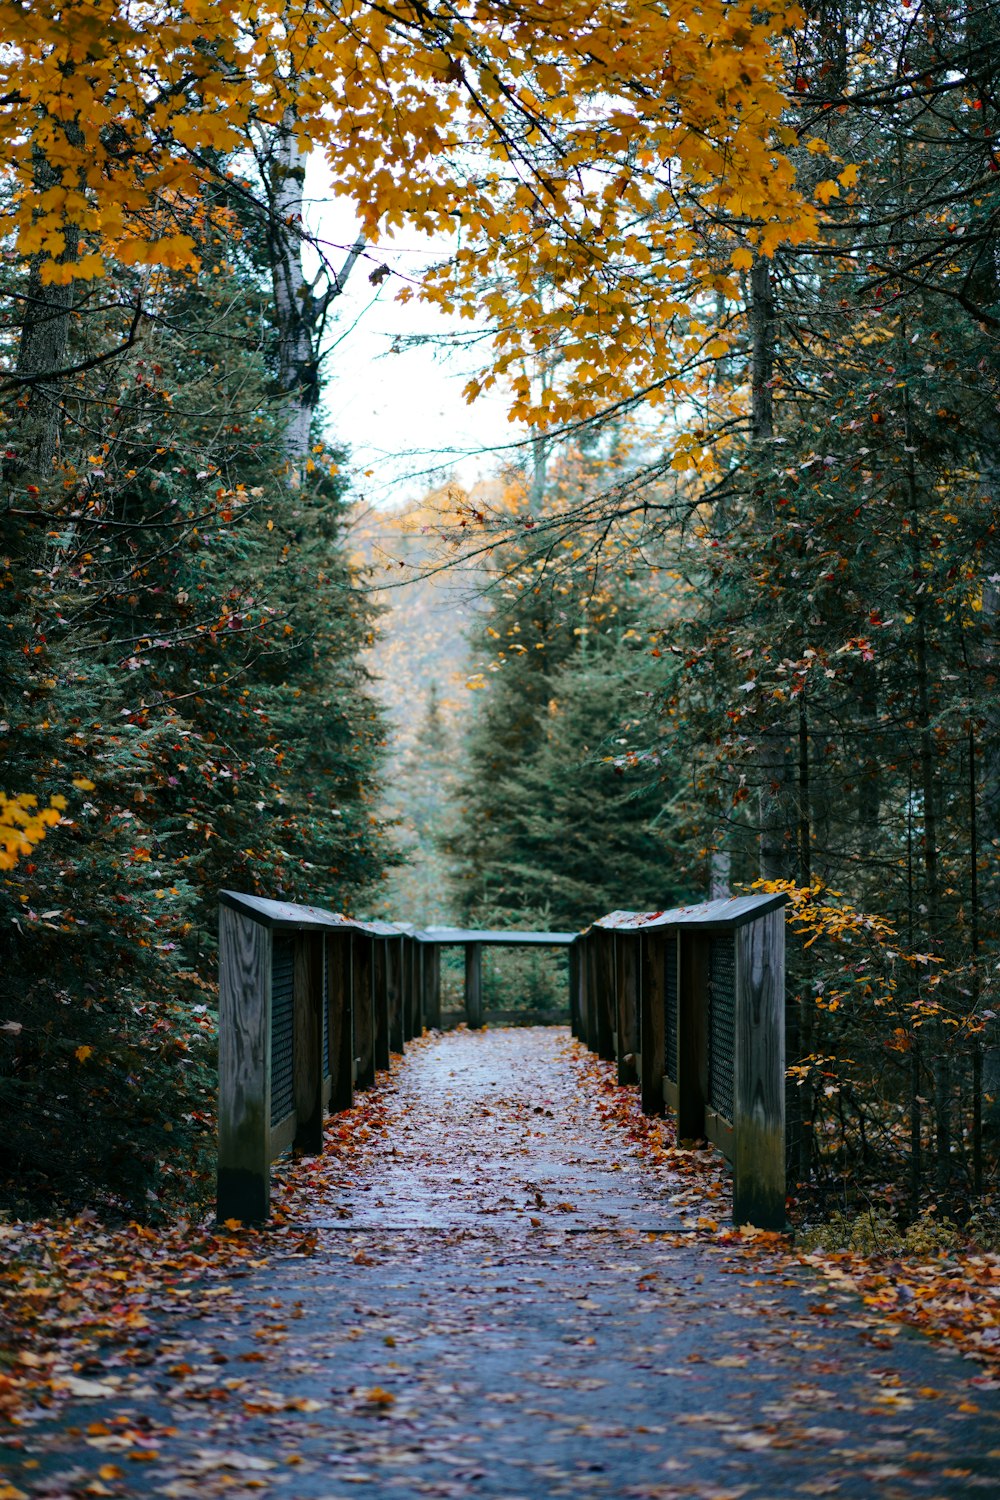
2;1028;997;1499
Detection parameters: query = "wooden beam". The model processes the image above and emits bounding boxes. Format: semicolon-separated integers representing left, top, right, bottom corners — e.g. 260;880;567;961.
465;942;483;1029
292;932;324;1153
326;931;353;1113
387;938;404;1054
677;932;708;1141
401;939;414;1043
217;904;272;1224
615;934;639;1085
425;943;442;1028
639;933;666;1116
733;907;786;1229
352;932;375;1089
584;935;599;1052
373;938;391;1072
568;945;581;1039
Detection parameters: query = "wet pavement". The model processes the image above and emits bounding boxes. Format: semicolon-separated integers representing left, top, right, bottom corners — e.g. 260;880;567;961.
279;1028;700;1232
2;1028;999;1499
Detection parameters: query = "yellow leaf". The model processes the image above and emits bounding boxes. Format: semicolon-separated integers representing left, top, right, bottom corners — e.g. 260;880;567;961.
814;180;840;205
838;164;860;188
75;1045;94;1063
730;247;754;271
72;777;96;791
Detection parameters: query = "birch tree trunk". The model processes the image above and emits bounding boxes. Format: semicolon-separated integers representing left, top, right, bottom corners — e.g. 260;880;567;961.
264;116;364;483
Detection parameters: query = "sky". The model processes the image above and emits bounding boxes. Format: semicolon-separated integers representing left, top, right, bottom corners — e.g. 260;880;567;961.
305;163;530;510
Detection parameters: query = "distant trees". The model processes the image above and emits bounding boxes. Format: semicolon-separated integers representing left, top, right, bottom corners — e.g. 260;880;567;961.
448;455;689;931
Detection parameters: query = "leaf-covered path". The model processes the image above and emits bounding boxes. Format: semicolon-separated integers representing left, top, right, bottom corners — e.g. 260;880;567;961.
3;1029;999;1498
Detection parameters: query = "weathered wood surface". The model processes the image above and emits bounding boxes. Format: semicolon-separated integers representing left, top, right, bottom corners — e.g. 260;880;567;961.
387;938;404;1053
568;945;581;1039
217;905;272;1223
615;935;639;1085
677;932;708;1142
326;931;353;1113
733;906;786;1229
425;944;442;1029
373;938;391;1072
639;934;666;1116
594;931;616;1062
465;942;483;1030
583;935;598;1053
293;933;324;1153
352;932;375;1090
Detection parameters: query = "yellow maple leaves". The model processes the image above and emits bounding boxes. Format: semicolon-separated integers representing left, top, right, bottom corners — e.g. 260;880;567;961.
1;1;818;423
0;792;67;871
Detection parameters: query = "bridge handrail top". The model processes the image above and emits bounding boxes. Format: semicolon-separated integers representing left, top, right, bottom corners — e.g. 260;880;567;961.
589;892;789;934
416;927;578;946
219;890;407;938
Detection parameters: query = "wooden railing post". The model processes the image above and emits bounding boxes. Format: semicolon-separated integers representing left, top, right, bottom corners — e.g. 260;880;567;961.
615;934;639;1085
594;930;616;1061
568;944;581;1039
327;930;353;1113
217;903;272;1223
639;933;666;1116
373;937;391;1072
427;944;442;1028
584;934;599;1052
388;937;404;1054
465;942;483;1029
733;905;786;1228
413;941;425;1034
352;930;375;1089
292;932;325;1153
677;931;709;1142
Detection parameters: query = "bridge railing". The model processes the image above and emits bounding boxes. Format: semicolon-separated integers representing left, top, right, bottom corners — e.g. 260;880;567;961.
216;891;786;1229
575;894;788;1229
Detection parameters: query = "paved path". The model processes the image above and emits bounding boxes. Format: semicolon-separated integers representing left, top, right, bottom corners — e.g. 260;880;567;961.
3;1029;998;1499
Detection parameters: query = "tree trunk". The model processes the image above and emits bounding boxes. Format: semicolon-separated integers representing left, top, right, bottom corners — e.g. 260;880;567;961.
264;117;364;483
8;149;81;481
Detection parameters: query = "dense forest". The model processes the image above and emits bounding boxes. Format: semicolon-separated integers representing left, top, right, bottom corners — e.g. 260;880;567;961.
2;1;998;1228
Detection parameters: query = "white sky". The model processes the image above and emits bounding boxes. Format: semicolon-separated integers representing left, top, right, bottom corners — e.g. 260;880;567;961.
305;162;530;508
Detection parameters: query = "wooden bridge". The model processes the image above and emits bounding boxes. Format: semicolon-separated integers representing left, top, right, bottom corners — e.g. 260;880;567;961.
217;890;787;1232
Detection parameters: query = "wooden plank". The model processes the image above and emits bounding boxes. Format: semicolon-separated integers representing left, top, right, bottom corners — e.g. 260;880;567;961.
465;942;483;1029
733;908;786;1229
568;946;581;1039
373;938;390;1072
293;932;324;1153
400;939;413;1043
387;938;404;1054
425;944;442;1028
615;934;639;1084
584;935;599;1052
269;1110;297;1160
594;930;616;1062
217;905;272;1223
352;931;375;1090
677;931;708;1141
640;933;666;1115
326;931;353;1113
412;942;425;1035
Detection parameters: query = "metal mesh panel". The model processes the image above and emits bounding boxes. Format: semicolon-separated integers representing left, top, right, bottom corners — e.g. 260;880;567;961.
322;941;331;1080
708;936;735;1123
270;937;295;1126
664;933;678;1084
